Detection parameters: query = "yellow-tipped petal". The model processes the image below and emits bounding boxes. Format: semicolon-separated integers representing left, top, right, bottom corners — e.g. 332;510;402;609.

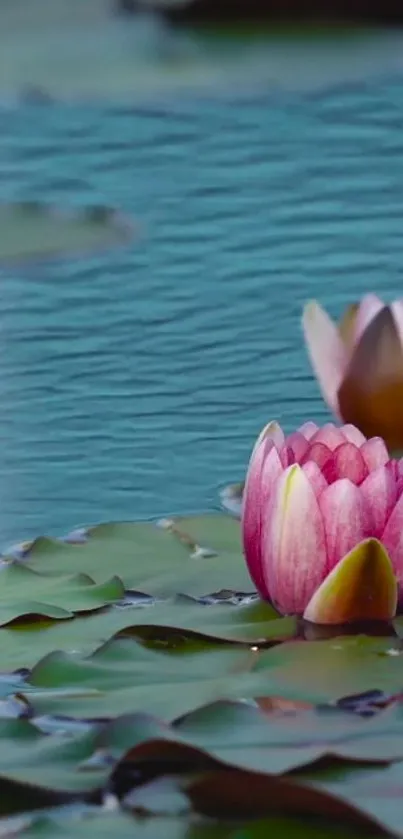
338;302;359;350
338;306;403;451
303;538;397;625
253;420;284;455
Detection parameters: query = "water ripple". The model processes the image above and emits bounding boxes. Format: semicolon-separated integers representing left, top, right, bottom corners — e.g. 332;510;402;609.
0;76;402;541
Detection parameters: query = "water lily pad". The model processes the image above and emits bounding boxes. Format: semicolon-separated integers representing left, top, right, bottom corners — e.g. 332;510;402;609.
0;564;124;626
0;511;403;834
0;809;249;839
0;597;294;673
26;640;266;721
294;759;403;837
13;515;251;598
111;736;392;833
174;698;403;770
21;633;403;728
0;202;133;264
251;636;403;704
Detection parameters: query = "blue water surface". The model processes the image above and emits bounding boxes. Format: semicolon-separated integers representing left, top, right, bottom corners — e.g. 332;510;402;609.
1;74;403;544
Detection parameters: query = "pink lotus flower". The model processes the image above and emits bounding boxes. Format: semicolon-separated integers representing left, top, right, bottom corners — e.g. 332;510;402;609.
242;421;400;624
302;294;403;452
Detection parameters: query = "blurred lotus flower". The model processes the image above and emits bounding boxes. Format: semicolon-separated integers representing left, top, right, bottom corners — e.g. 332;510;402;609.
302;294;403;452
242;420;400;624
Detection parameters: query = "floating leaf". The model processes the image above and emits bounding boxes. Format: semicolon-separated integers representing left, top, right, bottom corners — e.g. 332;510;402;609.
292;759;403;837
0;512;403;835
111;735;393;833
186;768;391;831
17;516;251;598
0;809;239;839
0;202;133;264
0;564;124;626
250;636;403;704
26;640;266;721
0;596;293;674
124;776;191;817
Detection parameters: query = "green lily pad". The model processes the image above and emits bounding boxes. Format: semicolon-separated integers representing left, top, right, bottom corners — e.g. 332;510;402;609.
251;637;403;704
0;720;101;796
21;634;403;727
293;759;403;837
26;640;267;721
0;713;179;798
0;564;124;626
13;516;252;598
173;699;403;771
10;812;187;839
111;742;391;835
0;598;294;672
0;511;402;835
0;810;288;839
0;202;133;264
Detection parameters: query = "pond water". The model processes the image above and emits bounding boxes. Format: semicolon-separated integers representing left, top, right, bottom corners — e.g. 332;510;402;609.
1;25;403;546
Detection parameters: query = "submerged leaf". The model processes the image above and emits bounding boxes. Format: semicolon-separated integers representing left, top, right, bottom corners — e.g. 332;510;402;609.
0;202;134;264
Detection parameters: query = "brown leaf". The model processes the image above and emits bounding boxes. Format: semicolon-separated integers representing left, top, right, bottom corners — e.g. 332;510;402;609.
338;306;403;449
187;769;393;834
255;696;313;714
108;739;221;800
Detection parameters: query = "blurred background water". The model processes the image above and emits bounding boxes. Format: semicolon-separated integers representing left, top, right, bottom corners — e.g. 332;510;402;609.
1;0;403;545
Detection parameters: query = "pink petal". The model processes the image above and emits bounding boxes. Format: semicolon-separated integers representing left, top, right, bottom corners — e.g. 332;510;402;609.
396;460;403;499
262;464;327;614
285;431;310;464
261;446;284;508
360;437;389;471
319;478;370;572
251;420;285;457
301;461;328;498
298;421;319;440
381;492;403;592
302;301;347;415
340;424;367;446
322;442;369;486
360;464;398;538
242;428;283;598
242;441;272;595
354;293;385;344
391;300;403;348
309;423;349;451
388;460;403;499
277;446;290;469
301;442;333;470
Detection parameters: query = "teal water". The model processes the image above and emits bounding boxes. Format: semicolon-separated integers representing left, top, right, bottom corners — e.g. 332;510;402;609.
1;74;403;545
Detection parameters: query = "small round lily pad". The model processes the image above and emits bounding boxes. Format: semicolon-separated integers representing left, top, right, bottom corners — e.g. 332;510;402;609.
0;201;135;264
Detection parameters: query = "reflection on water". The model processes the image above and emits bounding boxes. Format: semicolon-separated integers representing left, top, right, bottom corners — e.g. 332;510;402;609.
1;14;403;543
1;0;403;98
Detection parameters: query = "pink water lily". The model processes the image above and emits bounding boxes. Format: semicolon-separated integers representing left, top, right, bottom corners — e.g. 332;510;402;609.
302;294;403;451
242;421;401;624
